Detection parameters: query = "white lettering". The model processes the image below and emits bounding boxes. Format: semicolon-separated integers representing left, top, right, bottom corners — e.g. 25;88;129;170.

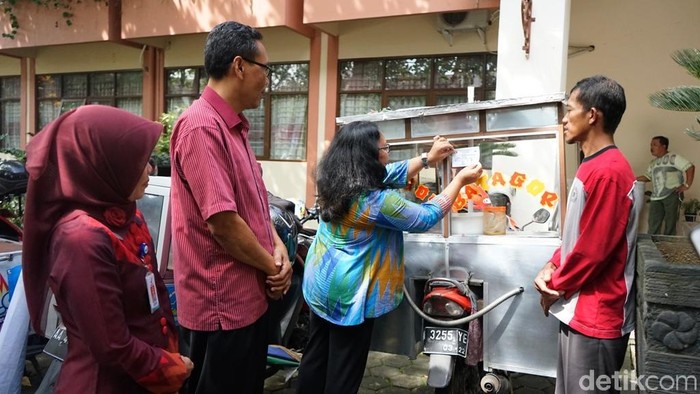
658;375;675;391
596;374;611;391
579;371;595;391
578;370;698;392
678;375;698;392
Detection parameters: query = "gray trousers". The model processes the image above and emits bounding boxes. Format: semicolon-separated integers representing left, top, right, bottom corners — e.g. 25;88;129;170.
555;323;630;394
648;192;681;235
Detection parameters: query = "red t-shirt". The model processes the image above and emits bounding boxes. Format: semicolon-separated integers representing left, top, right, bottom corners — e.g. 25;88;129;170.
548;146;641;339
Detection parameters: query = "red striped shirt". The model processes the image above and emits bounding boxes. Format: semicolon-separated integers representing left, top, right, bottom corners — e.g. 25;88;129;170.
170;87;273;331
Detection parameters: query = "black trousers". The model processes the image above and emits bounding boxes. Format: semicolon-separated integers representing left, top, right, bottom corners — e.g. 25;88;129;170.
295;311;375;394
179;311;269;394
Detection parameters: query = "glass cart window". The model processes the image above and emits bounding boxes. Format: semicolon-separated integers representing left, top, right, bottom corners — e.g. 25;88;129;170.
486;104;559;132
411;112;479;137
375;119;407;140
450;135;560;236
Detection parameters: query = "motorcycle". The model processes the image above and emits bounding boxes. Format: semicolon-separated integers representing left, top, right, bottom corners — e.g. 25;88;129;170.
398;204;552;393
266;193;318;376
0;159;52;393
403;268;524;394
0;159;27;242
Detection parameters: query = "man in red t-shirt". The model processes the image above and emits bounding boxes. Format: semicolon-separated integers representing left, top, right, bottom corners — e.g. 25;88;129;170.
535;76;642;394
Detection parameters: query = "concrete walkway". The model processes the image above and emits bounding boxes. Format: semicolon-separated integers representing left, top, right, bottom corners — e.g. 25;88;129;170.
20;334;636;393
264;333;638;393
264;351;556;394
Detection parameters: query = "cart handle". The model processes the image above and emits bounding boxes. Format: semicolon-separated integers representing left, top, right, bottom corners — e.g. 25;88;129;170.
402;284;524;327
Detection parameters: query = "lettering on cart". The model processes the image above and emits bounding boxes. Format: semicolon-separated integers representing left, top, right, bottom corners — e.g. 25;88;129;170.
412;170;559;211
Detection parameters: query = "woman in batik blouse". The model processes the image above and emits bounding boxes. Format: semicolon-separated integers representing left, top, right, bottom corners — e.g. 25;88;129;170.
297;120;482;393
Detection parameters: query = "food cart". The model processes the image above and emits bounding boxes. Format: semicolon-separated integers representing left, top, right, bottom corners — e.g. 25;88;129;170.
336;94;569;378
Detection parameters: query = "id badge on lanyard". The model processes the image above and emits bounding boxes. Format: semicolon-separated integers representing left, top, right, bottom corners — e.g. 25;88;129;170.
140;242;160;313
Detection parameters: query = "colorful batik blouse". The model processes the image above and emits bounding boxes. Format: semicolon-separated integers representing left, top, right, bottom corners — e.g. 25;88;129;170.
302;160;452;326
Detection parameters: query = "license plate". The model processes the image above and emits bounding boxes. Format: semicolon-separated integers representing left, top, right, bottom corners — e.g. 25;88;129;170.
423;327;468;358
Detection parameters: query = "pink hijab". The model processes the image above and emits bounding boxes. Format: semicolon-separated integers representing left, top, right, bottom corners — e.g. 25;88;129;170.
22;105;162;334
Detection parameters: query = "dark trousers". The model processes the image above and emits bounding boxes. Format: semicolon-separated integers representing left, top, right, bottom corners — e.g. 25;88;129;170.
295;311;375;394
179;312;269;394
555;323;630;394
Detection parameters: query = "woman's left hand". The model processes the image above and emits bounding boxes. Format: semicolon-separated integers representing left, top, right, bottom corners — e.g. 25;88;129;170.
427;135;455;165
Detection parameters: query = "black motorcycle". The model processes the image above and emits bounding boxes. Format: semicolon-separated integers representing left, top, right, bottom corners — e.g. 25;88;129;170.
266;193;317;376
0;159;27;242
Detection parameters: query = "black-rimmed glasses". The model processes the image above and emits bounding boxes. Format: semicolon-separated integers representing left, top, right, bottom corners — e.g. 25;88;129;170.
241;57;272;76
379;144;391;153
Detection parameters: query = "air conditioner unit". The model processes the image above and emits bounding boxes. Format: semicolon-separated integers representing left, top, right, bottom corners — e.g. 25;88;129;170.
437;10;490;31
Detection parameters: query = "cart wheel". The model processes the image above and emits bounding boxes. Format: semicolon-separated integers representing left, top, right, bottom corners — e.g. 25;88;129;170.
435;360;482;394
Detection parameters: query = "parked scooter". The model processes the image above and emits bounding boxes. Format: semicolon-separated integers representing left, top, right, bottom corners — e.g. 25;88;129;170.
266;193;317;375
403;269;524;394
0;159;27;242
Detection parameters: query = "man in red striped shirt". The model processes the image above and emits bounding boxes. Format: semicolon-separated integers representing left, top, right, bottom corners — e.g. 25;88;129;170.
170;21;292;394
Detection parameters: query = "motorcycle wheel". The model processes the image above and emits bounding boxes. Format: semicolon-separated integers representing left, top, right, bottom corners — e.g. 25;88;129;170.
434;360;482;394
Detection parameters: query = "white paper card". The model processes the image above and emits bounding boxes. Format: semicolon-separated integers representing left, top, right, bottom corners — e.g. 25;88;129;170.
452;146;480;168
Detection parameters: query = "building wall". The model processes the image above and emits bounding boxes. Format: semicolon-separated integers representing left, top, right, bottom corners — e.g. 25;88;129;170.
121;0;300;38
0;57;20;76
33;43;143;74
567;0;700;230
162;27;310;68
337;14;499;59
0;2;108;49
0;1;698;208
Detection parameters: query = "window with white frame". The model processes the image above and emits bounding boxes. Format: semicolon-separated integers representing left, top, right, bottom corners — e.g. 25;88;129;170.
339;53;497;118
36;71;143;132
0;76;21;149
165;63;309;161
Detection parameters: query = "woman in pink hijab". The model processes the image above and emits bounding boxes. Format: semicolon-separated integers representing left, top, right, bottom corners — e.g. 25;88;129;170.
22;105;192;393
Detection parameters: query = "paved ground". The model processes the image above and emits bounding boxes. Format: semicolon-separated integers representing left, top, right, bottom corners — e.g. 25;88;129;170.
21;335;636;394
263;333;637;393
263;351;556;394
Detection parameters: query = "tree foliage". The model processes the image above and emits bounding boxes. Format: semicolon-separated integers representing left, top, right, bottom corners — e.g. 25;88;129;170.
648;49;700;141
2;0;77;39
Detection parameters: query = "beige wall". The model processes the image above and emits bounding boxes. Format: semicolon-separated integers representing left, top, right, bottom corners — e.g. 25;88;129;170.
0;56;20;76
337;14;499;59
262;162;308;201
33;43;143;74
162;27;310;68
304;0;499;24
0;42;142;75
1;1;697;210
568;0;699;205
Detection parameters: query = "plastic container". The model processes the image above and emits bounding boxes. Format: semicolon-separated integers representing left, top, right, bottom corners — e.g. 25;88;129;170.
483;206;507;235
451;212;484;235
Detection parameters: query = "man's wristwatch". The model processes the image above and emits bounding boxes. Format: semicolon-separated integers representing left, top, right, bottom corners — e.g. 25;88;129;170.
683;183;690;188
421;152;430;169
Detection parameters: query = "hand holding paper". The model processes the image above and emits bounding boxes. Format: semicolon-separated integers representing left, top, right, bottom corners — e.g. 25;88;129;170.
452;146;480;168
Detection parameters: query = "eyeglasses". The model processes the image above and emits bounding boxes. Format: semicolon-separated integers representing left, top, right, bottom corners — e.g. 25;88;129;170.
379;144;391;153
241;57;272;76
